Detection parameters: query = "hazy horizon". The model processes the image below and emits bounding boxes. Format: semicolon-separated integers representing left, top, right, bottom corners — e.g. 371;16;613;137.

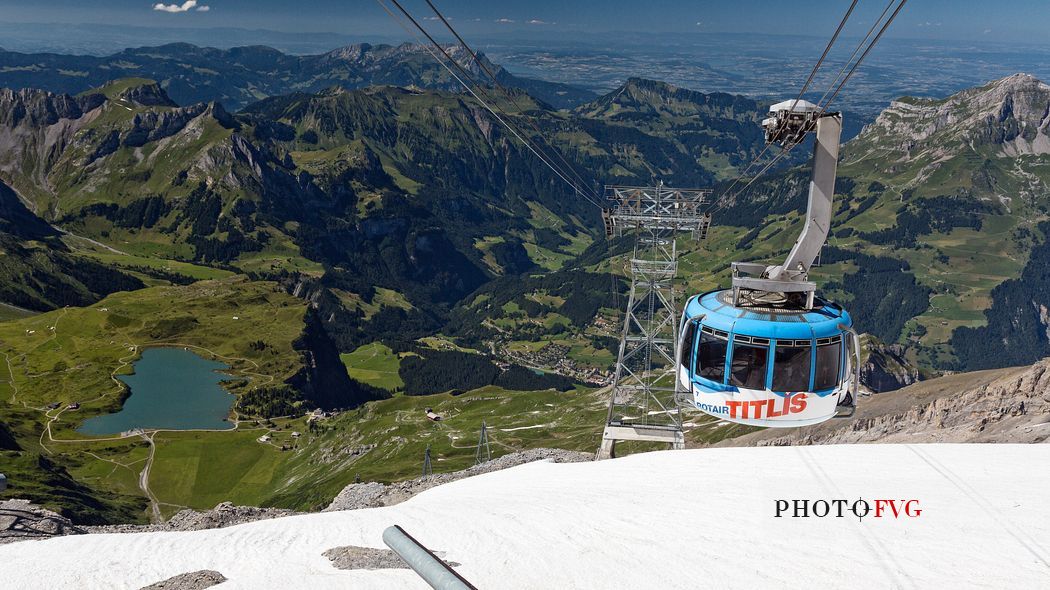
1;0;1049;48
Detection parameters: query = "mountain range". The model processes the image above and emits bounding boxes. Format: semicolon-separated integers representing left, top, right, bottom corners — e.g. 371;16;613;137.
0;65;1047;377
0;45;1048;525
0;42;596;111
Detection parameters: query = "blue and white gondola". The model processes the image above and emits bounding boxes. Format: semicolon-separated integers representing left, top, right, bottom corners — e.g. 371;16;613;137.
678;290;859;427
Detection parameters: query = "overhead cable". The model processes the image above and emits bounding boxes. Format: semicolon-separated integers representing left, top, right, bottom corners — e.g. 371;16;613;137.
710;0;908;215
423;0;602;203
378;0;605;208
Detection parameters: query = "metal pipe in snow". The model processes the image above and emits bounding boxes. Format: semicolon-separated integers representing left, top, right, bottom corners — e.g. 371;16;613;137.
382;525;476;590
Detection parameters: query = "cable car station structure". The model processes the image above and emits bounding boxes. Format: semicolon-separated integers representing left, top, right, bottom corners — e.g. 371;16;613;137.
598;185;712;459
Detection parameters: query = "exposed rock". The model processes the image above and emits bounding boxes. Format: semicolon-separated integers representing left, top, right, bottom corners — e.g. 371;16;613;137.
164;502;296;531
862;338;921;393
86;502;298;535
324;546;409;570
119;82;179;108
0;499;84;544
138;570;226;590
0;87;103;189
326;448;592;512
0;87;102;128
320;42;491;79
849;73;1050;162
122;103;210;147
323;545;461;570
709;358;1050;448
326;482;387;511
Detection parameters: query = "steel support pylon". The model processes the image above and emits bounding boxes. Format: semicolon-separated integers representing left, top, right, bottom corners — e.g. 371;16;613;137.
598;184;711;459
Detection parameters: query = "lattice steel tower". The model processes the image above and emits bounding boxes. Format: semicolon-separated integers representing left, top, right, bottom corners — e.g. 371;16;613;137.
598;183;711;459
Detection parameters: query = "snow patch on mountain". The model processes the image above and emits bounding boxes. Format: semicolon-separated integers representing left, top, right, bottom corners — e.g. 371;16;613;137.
1;444;1048;589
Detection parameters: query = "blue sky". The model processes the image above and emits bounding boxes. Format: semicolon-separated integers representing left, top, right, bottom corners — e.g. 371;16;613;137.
1;0;1047;43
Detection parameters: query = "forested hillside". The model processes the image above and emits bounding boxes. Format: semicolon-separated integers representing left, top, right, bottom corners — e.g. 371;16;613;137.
1;66;1048;525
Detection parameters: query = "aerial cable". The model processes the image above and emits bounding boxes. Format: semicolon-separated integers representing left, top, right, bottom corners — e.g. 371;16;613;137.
421;0;602;203
708;0;859;211
788;0;858;114
820;0;909;113
816;0;898;108
710;0;908;216
378;0;604;209
380;0;603;208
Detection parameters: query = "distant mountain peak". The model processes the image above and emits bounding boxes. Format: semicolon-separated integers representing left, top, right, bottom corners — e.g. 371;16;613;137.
321;42;375;63
852;73;1050;162
989;72;1046;90
623;77;677;91
317;85;351;98
848;71;1050;194
116;81;178;108
578;76;755;123
321;41;497;76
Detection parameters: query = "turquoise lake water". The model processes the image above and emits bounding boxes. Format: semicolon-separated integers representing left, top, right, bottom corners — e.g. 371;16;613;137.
77;347;236;435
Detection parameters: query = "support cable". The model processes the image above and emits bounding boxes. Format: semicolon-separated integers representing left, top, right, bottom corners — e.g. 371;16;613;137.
422;0;602;203
709;0;858;210
708;0;908;216
378;0;604;209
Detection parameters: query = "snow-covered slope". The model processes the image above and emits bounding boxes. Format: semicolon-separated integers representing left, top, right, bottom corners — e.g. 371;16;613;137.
2;444;1049;589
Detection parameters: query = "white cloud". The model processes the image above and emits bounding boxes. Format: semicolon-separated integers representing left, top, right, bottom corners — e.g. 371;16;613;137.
153;1;209;13
495;18;515;23
527;19;551;25
983;28;993;34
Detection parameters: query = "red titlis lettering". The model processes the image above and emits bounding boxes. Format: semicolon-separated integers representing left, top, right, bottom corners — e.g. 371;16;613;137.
727;393;808;420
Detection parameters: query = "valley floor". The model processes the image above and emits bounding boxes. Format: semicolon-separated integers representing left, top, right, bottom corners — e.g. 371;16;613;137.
1;443;1048;589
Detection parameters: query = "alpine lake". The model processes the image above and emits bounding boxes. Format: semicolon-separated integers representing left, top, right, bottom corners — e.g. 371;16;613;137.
77;347;237;435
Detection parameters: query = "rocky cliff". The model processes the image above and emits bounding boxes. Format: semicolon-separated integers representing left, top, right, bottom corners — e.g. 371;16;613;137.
709;358;1050;447
862;338;922;393
850;73;1050;161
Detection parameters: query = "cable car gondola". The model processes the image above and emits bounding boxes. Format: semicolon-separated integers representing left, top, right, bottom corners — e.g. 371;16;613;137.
679;100;860;427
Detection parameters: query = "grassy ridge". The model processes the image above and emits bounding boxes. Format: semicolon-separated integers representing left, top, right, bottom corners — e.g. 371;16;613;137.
340;342;404;391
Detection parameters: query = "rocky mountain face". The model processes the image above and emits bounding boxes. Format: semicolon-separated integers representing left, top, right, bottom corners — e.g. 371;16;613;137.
862;338;922;393
0;42;596;111
710;358;1050;447
843;73;1050;209
0;88;106;207
0;76;783;348
0;499;84;545
850;73;1050;160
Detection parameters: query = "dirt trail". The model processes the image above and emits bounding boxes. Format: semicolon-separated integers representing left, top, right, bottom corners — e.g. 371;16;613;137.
139;432;162;523
9;311;281;522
